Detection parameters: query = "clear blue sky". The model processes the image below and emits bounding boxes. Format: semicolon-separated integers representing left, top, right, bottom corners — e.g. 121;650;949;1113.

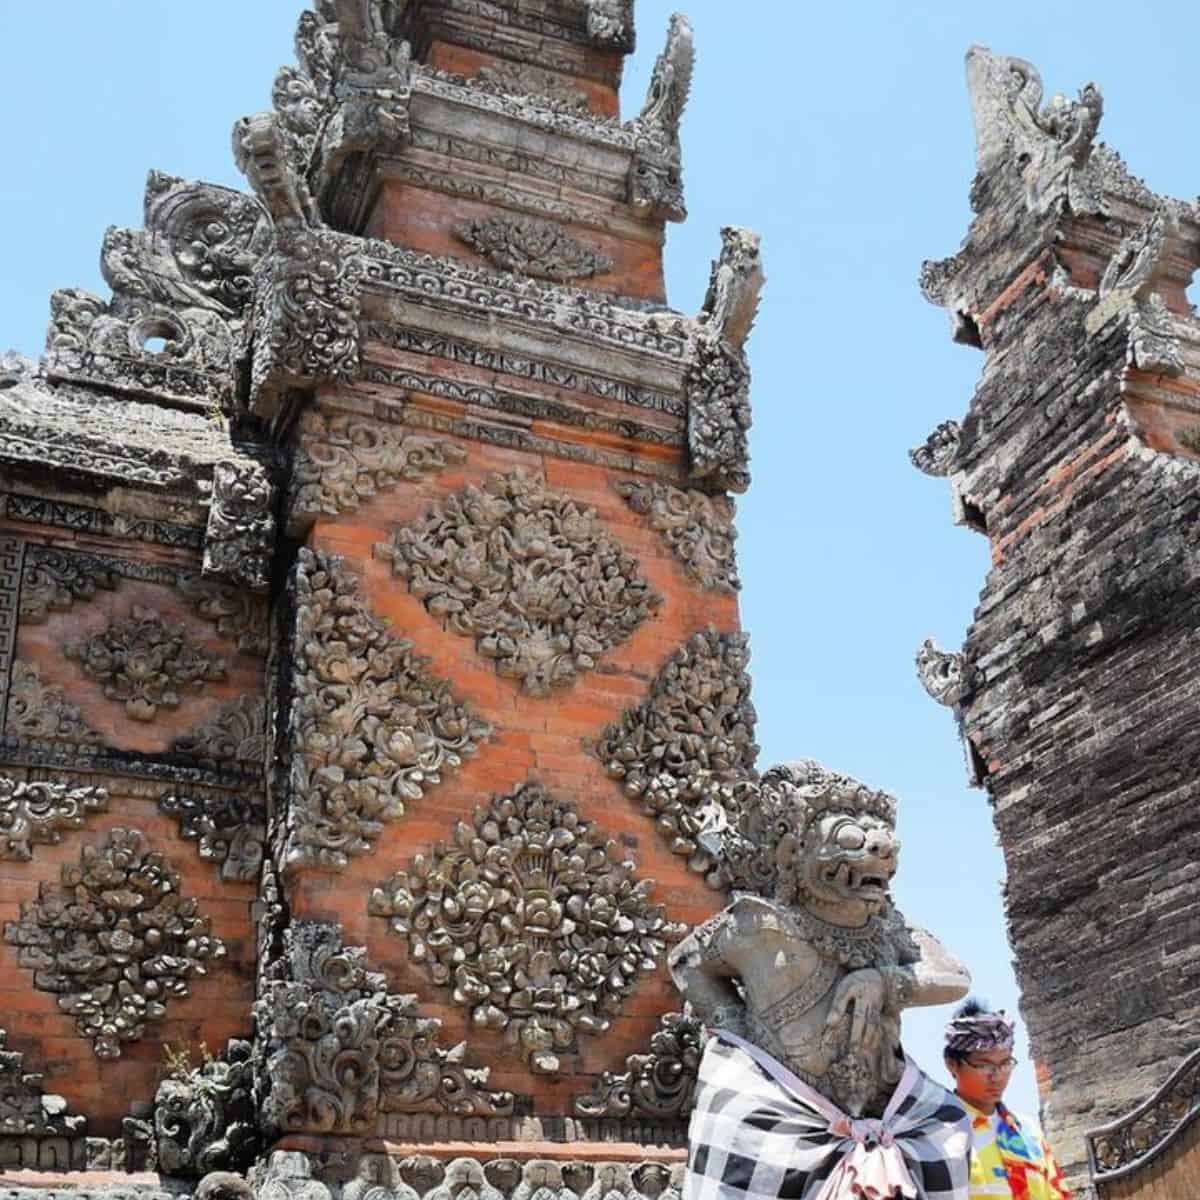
4;1;1200;1121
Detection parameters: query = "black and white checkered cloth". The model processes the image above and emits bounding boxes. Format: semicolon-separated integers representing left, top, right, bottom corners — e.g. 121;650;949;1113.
683;1031;971;1200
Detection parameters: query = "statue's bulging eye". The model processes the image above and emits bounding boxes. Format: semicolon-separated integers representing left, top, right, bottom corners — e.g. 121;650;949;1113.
835;824;865;851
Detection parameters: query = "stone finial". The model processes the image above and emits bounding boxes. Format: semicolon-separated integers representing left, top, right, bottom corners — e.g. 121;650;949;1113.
915;638;972;707
637;13;694;148
965;45;1103;214
700;227;764;352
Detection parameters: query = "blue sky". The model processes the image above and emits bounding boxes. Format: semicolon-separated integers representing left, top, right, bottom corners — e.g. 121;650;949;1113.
4;1;1200;1121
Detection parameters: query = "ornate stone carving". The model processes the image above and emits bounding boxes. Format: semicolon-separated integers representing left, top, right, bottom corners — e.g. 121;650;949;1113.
5;659;103;745
63;606;227;722
909;420;962;477
633;14;694;152
0;1026;87;1137
0;536;21;733
370;782;687;1074
614;480;739;594
171;696;268;771
284;549;491;870
473;61;589;113
671;760;970;1117
594;628;758;884
915;638;974;707
586;0;634;49
20;550;118;624
4;827;226;1058
453;216;614;283
966;46;1104;214
154;1038;258;1176
377;469;661;696
288;409;466;537
0;777;109;861
684;339;751;494
232;111;317;227
176;575;269;657
255;923;512;1135
158;788;265;883
699;227;763;351
574;1011;702;1120
203;459;276;593
257;1151;335;1200
629;147;685;224
1086;1044;1200;1182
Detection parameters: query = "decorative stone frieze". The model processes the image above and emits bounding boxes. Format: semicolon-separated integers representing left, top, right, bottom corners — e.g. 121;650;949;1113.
171;696;268;771
377;469;662;696
453;216;614;282
966;46;1104;215
5;659;103;745
473;61;589;113
574;1011;702;1120
0;536;22;732
255;923;512;1136
154;1038;258;1176
909;420;962;477
63;606;227;722
0;1026;88;1137
0;777;109;861
284;549;491;871
370;781;686;1075
203;459;276;593
614;480;739;594
20;549;118;624
594;627;758;884
288;409;466;537
158;787;265;883
915;638;973;708
4;827;226;1058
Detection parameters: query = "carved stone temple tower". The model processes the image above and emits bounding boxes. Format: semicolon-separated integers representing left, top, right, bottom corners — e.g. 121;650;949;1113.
916;48;1200;1199
0;3;762;1198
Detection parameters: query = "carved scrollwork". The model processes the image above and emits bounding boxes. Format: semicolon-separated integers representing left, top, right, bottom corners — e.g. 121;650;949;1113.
574;1011;702;1119
63;606;227;722
909;420;962;477
158;788;265;883
0;1026;87;1137
370;782;687;1075
633;14;694;152
614;480;739;594
453;216;614;283
284;549;491;871
20;549;118;624
473;61;589;113
171;696;268;771
288;409;466;536
594;627;758;884
5;659;103;745
203;459;276;593
377;469;662;696
3;827;226;1058
154;1038;258;1176
0;776;109;861
685;339;751;495
255;923;512;1135
176;575;269;657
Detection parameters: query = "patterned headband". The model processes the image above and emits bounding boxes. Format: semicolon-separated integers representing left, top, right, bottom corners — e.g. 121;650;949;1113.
944;1010;1015;1054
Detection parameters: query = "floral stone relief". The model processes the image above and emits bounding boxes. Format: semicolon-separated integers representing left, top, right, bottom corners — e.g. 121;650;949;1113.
369;781;687;1075
376;469;662;697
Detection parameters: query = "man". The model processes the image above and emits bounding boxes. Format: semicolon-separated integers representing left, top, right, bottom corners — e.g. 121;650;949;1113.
944;1000;1071;1199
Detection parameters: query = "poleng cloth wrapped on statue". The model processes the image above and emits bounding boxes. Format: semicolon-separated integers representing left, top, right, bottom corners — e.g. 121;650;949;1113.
684;1031;971;1200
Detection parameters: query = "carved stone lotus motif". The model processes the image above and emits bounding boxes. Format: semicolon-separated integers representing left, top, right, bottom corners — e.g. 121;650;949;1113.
64;605;227;721
370;782;686;1075
377;470;661;696
3;827;225;1058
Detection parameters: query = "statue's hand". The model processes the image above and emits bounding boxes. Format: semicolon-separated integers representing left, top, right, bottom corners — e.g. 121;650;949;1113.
824;968;885;1049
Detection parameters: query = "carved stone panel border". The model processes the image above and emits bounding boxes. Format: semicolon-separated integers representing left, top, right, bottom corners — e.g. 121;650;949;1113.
0;536;22;731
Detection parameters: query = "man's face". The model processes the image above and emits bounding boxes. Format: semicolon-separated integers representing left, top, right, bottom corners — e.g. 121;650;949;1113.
947;1046;1017;1110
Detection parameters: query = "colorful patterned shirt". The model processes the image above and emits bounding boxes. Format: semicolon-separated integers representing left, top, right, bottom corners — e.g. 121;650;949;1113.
963;1101;1071;1199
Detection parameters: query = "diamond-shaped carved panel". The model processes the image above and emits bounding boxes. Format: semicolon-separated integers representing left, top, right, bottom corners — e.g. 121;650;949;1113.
376;470;662;696
3;827;226;1059
369;781;686;1075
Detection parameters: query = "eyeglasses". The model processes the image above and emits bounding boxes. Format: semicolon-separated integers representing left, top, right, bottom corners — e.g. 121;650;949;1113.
963;1057;1018;1077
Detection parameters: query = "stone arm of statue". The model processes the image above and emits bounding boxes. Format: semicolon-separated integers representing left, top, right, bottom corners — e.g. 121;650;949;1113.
895;923;971;1007
667;916;749;1037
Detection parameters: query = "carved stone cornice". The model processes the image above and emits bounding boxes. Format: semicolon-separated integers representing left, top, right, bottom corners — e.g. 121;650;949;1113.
453;216;614;283
287;408;466;537
0;1026;87;1137
0;776;109;861
255;922;513;1136
283;548;491;871
376;469;662;695
614;480;739;594
154;1038;258;1176
574;1011;702;1120
3;827;226;1059
594;627;758;884
370;781;687;1075
63;606;228;723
